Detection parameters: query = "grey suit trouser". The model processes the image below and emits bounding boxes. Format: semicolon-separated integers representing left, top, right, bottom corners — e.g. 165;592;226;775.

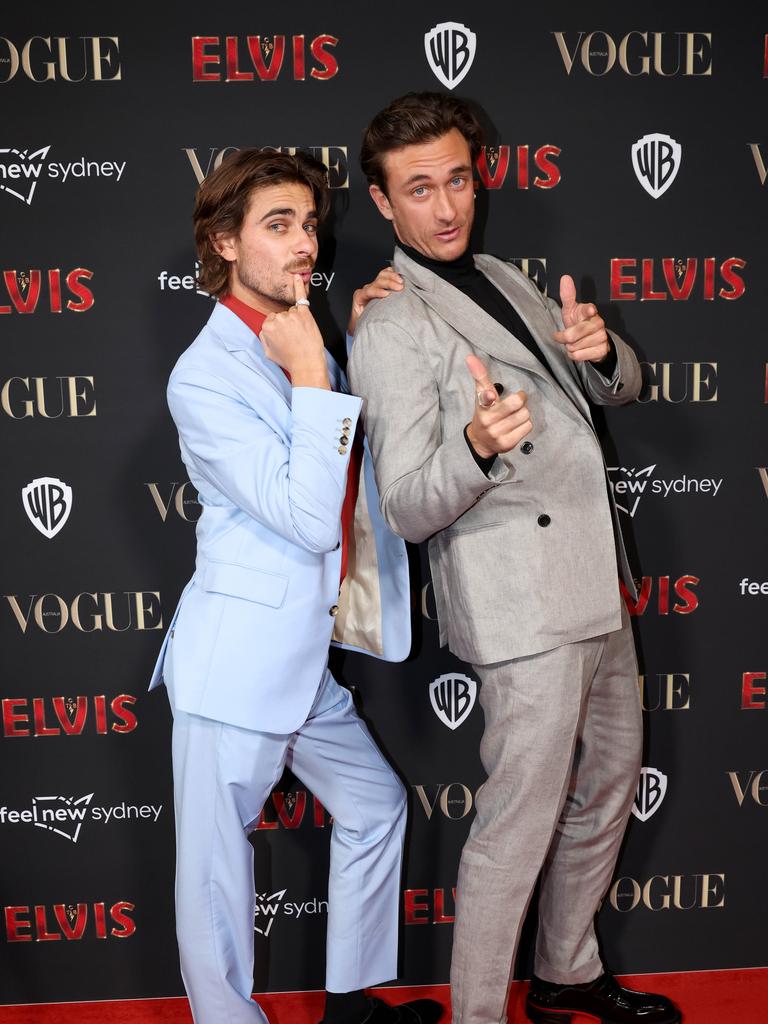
450;607;642;1024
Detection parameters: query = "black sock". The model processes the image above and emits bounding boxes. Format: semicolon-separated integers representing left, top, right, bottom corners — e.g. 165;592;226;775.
324;989;371;1024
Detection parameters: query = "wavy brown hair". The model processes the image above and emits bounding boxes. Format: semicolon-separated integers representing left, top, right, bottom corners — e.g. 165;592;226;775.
360;92;484;196
194;149;330;299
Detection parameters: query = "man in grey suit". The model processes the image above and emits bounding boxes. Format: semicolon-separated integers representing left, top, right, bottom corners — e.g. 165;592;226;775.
348;94;681;1024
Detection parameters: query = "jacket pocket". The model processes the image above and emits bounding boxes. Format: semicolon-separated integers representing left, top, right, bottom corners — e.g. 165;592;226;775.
201;560;289;608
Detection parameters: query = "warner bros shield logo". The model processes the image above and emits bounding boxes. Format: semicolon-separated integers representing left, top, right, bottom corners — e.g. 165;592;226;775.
424;22;476;90
631;133;681;199
22;477;73;538
429;673;477;730
631;767;668;822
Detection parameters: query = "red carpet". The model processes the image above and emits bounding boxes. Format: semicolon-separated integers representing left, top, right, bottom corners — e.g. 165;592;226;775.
1;970;767;1023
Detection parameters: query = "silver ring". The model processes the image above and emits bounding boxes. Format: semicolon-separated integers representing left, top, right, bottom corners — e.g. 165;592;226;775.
295;298;311;307
476;389;496;409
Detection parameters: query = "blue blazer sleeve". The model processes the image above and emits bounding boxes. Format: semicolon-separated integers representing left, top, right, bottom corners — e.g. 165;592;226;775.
167;366;362;554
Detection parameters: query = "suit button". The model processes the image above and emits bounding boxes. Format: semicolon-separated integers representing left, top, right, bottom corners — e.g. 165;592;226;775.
338;446;347;455
494;382;504;396
537;514;551;528
521;441;534;455
329;605;339;616
342;418;352;427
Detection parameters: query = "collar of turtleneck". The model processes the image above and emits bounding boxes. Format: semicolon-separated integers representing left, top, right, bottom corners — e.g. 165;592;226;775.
397;241;480;284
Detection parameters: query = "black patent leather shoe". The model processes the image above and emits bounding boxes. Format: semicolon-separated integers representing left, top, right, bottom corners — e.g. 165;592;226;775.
525;972;681;1023
318;996;445;1024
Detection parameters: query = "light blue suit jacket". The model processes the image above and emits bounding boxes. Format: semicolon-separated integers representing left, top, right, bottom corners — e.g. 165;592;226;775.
149;302;411;733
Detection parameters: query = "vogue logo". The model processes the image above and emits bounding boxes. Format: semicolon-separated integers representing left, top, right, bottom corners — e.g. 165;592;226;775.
476;145;561;190
621;576;700;616
4;591;163;633
609;874;725;912
0;268;94;313
638;362;718;404
552;31;712;77
0;37;121;83
639;674;692;712
183;146;349;188
2;695;138;738
728;771;768;807
412;783;482;821
5;902;135;942
1;376;96;418
146;482;201;523
610;258;746;301
192;34;338;82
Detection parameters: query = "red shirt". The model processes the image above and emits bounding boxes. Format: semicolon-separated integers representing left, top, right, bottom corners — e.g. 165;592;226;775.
219;294;362;583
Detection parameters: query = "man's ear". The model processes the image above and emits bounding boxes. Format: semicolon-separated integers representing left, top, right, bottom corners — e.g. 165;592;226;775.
212;231;237;262
369;184;394;222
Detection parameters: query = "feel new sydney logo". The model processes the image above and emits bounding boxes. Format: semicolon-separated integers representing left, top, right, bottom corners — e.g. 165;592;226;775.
607;464;723;518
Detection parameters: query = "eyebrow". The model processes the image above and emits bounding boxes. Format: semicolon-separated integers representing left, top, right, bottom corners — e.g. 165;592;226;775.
258;207;318;222
403;164;472;187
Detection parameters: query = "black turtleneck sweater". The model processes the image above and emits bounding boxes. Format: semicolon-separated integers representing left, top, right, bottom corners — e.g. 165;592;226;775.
397;242;617;474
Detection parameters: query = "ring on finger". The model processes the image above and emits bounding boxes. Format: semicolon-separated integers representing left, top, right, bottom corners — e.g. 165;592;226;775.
295;298;311;307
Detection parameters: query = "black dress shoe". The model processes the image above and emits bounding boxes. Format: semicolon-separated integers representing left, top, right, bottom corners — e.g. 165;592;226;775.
318;996;444;1024
525;972;681;1023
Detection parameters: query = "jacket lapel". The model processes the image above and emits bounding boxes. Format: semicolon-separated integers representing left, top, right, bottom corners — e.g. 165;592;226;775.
475;256;592;420
209;302;294;404
392;249;591;426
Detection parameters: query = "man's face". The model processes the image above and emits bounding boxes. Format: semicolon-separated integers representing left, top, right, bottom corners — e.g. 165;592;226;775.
216;181;319;311
369;128;475;261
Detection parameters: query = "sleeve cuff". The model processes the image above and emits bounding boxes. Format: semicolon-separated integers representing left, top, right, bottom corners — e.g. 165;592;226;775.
463;425;497;476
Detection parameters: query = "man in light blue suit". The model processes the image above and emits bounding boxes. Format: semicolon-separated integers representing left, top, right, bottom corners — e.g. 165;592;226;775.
149;149;440;1024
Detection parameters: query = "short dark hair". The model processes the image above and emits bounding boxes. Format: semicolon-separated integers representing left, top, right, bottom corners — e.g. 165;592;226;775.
360;91;484;194
194;149;330;299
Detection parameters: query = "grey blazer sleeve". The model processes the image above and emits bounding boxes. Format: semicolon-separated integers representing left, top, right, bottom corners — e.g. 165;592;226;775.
348;318;509;545
542;292;642;404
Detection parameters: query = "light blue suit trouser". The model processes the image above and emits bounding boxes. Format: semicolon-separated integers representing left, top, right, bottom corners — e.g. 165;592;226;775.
167;658;407;1024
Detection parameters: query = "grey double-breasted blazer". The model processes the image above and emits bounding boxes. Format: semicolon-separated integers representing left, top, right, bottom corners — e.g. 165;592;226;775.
348;248;641;666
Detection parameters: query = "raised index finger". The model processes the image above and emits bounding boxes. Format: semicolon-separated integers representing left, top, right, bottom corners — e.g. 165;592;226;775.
293;273;309;306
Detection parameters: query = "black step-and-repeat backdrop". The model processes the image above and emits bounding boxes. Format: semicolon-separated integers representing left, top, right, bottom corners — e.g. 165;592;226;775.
2;3;767;1008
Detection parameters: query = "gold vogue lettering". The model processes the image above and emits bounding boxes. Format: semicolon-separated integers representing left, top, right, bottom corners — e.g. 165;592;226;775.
191;35;338;82
0;37;121;83
146;482;201;523
728;771;768;807
4;593;163;633
638;363;718;404
638;674;691;711
1;376;96;418
610;874;725;912
552;31;712;77
183;146;349;188
4;902;135;941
